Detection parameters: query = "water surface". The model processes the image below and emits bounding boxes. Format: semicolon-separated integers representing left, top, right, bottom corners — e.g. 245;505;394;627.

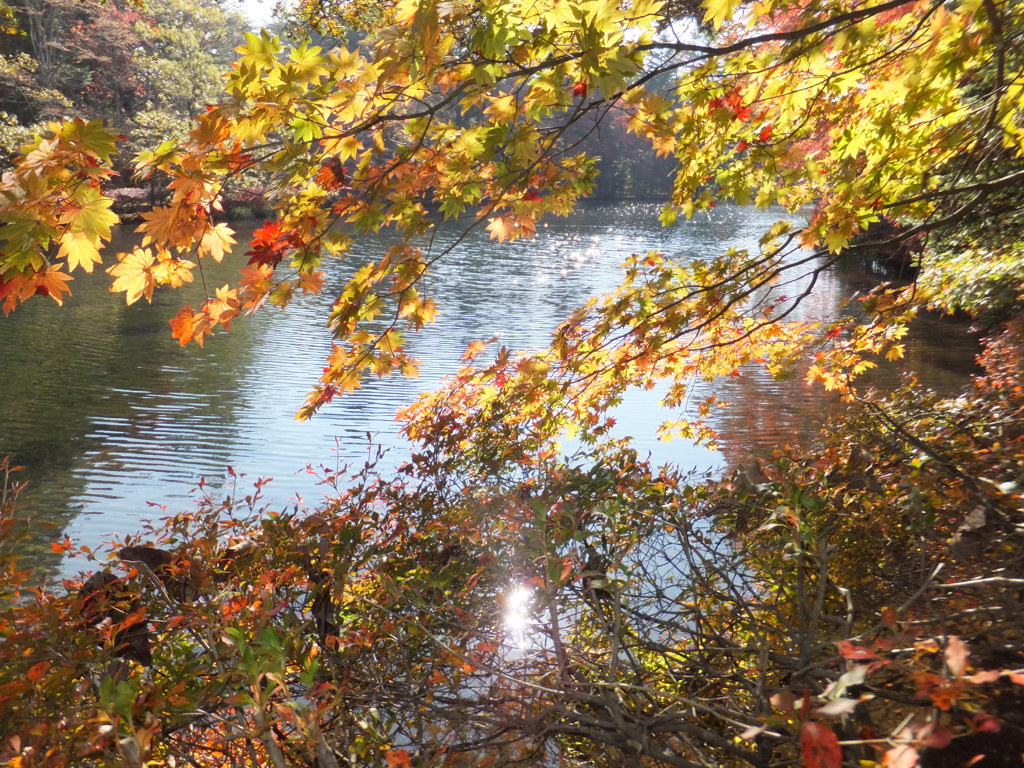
0;202;978;571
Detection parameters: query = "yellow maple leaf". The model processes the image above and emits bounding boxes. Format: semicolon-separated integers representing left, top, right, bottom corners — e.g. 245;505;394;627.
138;204;201;248
58;230;103;273
57;186;118;243
486;216;512;242
107;247;157;304
151;251;196;288
490;214;536;242
484;94;517;122
199;223;236;262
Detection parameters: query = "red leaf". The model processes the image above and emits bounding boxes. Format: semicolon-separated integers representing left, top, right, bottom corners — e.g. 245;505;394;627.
800;722;842;768
973;712;1001;733
929;683;962;710
837;640;879;660
27;661;50;682
246;220;299;269
758;124;774;141
921;727;954;748
386;749;412;768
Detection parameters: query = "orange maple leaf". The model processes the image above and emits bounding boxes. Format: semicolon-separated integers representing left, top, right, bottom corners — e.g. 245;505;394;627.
0;273;29;315
462;339;489;361
239;263;275;306
203;285;241;331
169;305;212;347
486;214;536;243
298;271;325;294
30;267;74;306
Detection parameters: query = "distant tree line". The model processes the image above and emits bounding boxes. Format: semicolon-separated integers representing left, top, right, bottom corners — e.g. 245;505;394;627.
0;0;248;177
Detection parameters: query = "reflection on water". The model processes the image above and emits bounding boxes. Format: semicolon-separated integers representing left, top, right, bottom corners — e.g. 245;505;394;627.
0;201;979;571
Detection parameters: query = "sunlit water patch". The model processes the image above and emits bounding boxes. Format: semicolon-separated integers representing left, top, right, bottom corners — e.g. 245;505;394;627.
0;201;978;573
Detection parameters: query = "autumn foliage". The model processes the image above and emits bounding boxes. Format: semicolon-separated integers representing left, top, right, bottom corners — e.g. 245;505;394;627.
1;0;1024;764
2;324;1024;767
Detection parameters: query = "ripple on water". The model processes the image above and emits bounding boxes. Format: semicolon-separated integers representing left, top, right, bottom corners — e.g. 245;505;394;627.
0;201;980;570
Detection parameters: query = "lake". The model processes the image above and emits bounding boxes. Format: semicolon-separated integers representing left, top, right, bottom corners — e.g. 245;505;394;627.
0;201;979;573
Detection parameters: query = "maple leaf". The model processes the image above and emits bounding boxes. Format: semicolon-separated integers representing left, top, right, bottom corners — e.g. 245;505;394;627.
486;215;536;242
484;94;517;121
298;271;324;294
58;230;103;273
59;117;118;162
203;285;241;331
151;252;196;288
168;173;219;204
169;305;212;347
239;263;275;306
189;110;231;145
463;340;489;361
246;220;295;268
315;157;346;189
13;267;75;307
58;186;119;242
199;223;237;262
0;273;29;315
107;247;158;304
139;205;195;248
